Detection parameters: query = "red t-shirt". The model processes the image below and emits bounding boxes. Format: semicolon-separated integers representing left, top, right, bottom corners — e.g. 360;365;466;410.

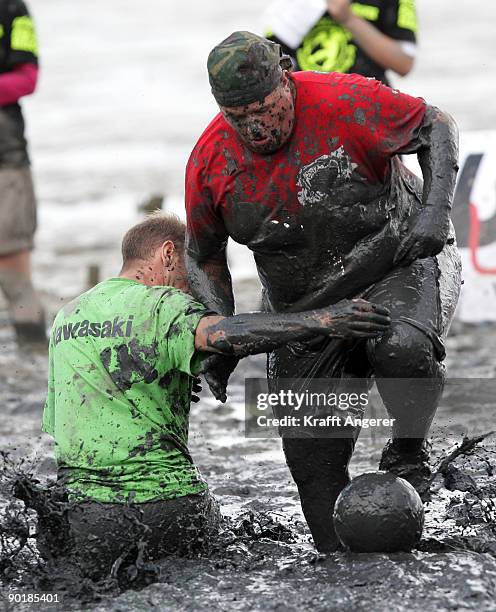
185;71;426;270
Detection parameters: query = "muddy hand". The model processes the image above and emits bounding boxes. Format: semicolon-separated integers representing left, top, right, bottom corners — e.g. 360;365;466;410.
325;299;391;338
200;354;239;403
394;210;449;267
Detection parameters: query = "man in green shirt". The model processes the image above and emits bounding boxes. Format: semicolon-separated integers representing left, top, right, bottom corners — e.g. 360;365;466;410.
42;212;390;577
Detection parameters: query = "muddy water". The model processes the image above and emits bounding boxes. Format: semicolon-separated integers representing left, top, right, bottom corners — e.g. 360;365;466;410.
1;0;496;609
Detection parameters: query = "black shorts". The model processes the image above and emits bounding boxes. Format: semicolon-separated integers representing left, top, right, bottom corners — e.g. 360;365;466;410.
38;490;221;580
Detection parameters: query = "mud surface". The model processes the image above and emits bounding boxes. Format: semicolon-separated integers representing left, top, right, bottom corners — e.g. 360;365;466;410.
0;289;495;611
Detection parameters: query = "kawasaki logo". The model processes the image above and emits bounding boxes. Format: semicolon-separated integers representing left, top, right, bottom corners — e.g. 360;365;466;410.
52;316;134;345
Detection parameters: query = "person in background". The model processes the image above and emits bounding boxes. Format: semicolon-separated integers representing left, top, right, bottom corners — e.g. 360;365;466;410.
265;0;417;84
0;0;45;349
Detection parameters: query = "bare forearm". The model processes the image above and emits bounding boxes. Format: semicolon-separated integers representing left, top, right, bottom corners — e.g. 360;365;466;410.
185;250;235;316
343;14;413;76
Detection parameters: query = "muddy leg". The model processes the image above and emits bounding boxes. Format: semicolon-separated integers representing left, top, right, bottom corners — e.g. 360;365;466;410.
364;249;461;488
370;323;445;447
368;326;444;492
282;436;355;552
267;337;358;552
366;255;452;448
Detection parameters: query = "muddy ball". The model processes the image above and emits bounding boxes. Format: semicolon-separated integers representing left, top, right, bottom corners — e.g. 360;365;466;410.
333;471;424;553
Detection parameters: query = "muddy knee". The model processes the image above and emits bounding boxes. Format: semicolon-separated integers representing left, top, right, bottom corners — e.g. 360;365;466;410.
367;324;443;378
369;325;445;440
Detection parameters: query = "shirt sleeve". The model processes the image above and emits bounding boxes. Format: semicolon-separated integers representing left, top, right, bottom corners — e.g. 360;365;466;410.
7;0;39;66
156;290;212;376
0;63;38;105
379;0;417;44
185;146;229;261
362;78;426;157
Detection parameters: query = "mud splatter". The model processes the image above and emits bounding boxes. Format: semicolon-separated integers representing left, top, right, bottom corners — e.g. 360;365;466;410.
100;339;159;392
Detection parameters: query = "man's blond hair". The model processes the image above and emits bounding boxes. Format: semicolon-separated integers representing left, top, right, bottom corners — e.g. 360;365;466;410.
121;212;185;268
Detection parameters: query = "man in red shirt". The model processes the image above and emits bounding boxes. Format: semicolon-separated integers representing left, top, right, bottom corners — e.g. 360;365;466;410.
185;31;461;552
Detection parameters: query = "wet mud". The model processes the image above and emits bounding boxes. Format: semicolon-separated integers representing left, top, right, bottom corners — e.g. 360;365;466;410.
0;291;496;610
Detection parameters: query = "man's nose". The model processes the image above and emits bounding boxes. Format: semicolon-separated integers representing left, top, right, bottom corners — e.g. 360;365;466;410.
247;120;264;138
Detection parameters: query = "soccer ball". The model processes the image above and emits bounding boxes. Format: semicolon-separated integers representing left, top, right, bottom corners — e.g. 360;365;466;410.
333;471;424;553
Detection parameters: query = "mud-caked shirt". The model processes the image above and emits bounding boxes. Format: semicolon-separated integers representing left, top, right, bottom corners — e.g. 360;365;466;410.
42;278;210;504
0;0;38;166
186;71;427;312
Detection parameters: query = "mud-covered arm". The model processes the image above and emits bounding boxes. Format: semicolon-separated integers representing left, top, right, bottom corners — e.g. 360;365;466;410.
185;153;239;401
393;105;459;265
185;148;235;315
185;246;239;402
288;91;453;310
303;106;459;302
185;243;234;317
195;301;391;356
410;106;459;211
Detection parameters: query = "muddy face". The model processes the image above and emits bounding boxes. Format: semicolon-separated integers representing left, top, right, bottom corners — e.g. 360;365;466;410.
220;77;295;155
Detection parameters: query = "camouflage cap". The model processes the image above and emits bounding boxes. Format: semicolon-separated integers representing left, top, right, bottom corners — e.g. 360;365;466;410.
207;31;286;107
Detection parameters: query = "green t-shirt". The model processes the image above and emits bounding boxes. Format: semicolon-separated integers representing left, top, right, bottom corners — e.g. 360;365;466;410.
42;278;210;504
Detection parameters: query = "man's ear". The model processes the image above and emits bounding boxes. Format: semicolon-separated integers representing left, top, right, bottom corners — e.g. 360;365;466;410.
161;240;175;267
